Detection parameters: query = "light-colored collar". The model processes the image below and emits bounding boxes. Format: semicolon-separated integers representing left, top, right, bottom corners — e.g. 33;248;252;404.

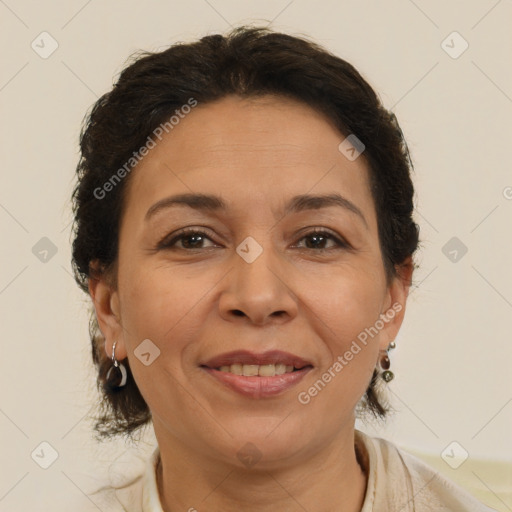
141;445;165;512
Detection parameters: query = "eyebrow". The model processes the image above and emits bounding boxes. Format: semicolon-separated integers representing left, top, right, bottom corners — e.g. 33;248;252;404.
145;192;368;228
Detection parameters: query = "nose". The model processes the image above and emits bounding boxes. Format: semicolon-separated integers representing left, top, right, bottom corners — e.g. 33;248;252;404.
218;239;298;326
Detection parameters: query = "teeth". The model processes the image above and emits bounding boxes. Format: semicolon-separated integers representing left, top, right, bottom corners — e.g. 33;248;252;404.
258;364;275;377
230;364;243;375
217;363;298;376
275;363;286;375
243;364;259;376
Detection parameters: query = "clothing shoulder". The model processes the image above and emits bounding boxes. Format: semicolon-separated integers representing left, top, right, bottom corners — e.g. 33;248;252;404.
366;433;497;512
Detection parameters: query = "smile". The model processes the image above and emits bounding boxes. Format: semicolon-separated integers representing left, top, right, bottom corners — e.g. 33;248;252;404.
216;363;298;376
200;350;313;398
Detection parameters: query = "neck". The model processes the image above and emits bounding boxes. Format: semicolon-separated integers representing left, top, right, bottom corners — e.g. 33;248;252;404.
154;424;368;512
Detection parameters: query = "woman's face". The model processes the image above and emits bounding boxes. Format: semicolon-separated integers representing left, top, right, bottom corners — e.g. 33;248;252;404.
93;94;409;468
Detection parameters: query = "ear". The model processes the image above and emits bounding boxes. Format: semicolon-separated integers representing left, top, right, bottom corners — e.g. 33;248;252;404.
378;257;414;351
88;263;127;361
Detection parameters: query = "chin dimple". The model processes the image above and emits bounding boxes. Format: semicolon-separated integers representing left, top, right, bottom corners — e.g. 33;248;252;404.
217;363;295;376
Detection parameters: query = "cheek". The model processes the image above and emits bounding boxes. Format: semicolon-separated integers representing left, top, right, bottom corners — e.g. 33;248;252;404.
117;259;224;367
300;265;385;403
116;264;206;412
120;256;200;325
307;264;385;345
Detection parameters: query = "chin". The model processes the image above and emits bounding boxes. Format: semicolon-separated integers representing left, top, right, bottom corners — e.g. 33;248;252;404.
213;418;311;466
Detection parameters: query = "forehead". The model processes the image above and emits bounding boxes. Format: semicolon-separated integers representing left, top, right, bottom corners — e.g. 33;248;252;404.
123;94;375;223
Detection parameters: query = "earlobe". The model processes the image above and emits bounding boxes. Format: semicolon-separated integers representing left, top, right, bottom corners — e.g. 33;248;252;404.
88;271;127;361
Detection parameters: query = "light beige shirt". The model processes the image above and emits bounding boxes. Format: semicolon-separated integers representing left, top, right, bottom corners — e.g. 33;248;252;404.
96;430;497;511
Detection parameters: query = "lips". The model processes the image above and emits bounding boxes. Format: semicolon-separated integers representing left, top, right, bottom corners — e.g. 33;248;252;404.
200;350;313;370
199;350;314;398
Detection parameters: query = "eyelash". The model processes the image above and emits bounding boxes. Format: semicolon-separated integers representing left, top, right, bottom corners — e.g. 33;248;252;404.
157;227;349;252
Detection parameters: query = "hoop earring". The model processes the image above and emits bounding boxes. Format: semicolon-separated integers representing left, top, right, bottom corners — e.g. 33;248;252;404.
379;340;396;382
106;340;127;388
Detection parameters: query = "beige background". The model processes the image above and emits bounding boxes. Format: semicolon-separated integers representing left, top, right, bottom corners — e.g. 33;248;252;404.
1;0;511;510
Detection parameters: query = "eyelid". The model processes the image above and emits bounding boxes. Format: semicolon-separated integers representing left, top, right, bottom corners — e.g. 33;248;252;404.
291;227;350;249
156;226;219;250
157;226;351;252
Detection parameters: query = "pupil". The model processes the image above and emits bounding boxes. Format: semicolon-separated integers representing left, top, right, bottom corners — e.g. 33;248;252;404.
184;235;202;248
307;235;324;249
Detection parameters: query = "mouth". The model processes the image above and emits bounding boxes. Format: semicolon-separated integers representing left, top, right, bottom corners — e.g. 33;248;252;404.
199;350;314;398
211;363;303;376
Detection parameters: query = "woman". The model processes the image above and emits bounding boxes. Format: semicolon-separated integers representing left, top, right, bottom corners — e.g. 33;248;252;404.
71;26;495;511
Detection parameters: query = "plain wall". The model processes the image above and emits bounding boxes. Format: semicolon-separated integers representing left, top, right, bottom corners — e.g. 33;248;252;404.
1;0;511;510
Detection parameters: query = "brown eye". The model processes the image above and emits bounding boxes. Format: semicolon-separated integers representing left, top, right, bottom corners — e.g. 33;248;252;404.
158;229;217;250
295;229;348;251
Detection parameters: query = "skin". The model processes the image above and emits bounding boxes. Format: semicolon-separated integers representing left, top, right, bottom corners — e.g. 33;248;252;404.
90;94;412;511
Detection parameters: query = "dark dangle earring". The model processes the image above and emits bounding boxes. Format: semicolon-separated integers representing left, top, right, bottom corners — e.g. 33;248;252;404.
106;340;128;388
380;340;396;382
